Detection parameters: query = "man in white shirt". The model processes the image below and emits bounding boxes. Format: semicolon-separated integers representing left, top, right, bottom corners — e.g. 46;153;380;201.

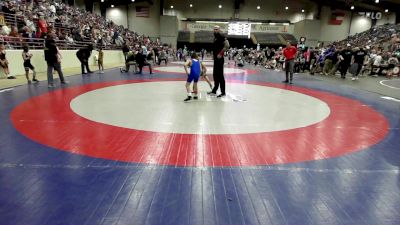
371;53;382;76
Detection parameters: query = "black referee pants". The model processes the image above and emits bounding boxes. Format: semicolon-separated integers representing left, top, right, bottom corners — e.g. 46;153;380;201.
212;58;225;94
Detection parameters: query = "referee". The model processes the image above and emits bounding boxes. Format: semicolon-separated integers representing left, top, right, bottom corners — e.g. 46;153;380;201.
208;25;230;97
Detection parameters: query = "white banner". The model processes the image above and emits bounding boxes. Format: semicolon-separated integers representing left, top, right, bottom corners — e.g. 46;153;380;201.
185;22;228;32
251;24;294;33
183;22;293;34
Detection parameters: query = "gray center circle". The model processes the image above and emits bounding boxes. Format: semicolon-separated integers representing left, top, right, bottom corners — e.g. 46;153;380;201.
70;82;331;134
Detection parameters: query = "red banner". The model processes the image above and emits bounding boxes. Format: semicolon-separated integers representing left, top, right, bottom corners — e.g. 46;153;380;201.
329;12;345;25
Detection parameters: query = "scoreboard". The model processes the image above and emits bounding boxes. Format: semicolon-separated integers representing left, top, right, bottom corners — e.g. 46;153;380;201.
228;23;251;38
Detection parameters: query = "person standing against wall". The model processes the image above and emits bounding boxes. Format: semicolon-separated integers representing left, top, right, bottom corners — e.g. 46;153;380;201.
282;41;297;84
208;25;230;98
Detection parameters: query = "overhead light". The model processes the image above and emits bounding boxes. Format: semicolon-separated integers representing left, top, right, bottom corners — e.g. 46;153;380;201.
350;5;354;10
375;0;379;3
190;4;193;7
131;0;135;2
170;5;174;9
257;6;260;10
219;5;222;9
385;9;389;12
101;0;104;2
283;23;290;25
285;6;289;10
111;4;114;8
269;22;276;25
301;9;305;13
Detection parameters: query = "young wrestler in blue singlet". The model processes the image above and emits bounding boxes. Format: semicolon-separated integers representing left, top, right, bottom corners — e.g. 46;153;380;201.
183;53;203;102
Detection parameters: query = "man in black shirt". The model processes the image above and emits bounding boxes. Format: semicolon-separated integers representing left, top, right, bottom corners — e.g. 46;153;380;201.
44;35;67;88
154;47;159;63
309;48;319;74
135;48;153;74
208;26;230;98
352;47;367;80
338;44;353;79
201;49;205;60
76;44;93;74
122;44;130;61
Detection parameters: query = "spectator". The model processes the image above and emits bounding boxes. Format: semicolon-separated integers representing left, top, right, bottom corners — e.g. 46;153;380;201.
1;2;14;14
65;33;74;44
135;48;152;74
44;35;67;87
158;49;168;65
322;45;336;75
386;53;399;78
351;47;368;80
0;25;11;36
24;16;36;32
76;44;93;74
0;43;15;79
338;44;353;79
37;16;48;38
120;50;137;73
329;48;341;76
122;43;129;60
97;46;104;74
371;52;382;76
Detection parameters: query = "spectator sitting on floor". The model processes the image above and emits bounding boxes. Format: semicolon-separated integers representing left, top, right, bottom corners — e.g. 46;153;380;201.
120;51;138;73
386;53;399;78
135;48;152;74
158;49;168;65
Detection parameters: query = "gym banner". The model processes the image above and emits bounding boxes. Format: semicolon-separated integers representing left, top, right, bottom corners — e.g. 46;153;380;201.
183;22;293;34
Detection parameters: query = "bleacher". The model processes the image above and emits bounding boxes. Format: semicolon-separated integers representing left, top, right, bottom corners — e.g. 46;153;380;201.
2;12;71;35
177;31;190;42
279;34;298;44
252;33;282;45
0;0;156;50
194;31;214;43
336;23;400;49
